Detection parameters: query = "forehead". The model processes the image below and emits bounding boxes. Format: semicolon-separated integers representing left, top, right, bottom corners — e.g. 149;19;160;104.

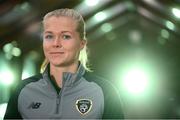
43;16;78;31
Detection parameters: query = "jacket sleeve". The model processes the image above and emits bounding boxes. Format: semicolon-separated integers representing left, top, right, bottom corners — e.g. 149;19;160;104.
83;72;124;119
4;74;42;119
102;80;124;119
4;85;22;119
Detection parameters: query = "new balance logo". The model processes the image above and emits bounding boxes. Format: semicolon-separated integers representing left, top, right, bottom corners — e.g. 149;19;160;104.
28;102;42;109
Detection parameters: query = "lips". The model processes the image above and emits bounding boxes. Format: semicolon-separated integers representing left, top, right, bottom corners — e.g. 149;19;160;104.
49;52;65;57
50;52;64;54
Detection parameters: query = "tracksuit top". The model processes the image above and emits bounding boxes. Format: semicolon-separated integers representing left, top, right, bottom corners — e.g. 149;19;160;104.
4;63;124;119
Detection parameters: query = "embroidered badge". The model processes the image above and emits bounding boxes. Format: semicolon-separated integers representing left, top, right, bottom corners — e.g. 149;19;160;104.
76;99;92;115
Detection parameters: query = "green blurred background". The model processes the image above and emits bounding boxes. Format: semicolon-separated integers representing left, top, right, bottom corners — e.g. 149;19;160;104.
0;0;180;119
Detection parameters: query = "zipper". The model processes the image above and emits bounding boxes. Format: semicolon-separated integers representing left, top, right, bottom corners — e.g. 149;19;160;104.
56;95;60;114
55;83;64;114
55;73;67;114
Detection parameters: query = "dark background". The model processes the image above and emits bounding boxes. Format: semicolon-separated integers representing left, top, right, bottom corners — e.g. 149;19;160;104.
0;0;180;118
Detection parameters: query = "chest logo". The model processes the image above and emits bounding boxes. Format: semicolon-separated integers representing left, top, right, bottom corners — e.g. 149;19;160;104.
76;99;92;115
28;102;42;109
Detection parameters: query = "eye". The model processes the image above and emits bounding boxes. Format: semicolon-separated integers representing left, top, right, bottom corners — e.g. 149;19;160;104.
44;34;54;40
62;34;71;40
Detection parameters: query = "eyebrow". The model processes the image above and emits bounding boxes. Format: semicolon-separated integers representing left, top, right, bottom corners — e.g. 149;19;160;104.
61;31;72;34
44;31;72;34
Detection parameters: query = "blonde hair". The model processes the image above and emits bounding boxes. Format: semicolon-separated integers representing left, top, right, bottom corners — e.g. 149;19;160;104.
41;8;91;72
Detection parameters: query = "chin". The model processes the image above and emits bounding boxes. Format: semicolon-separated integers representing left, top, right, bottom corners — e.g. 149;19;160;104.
51;61;65;66
49;58;77;67
50;61;72;67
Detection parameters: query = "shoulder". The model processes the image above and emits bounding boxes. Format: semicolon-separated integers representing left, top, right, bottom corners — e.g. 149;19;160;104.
83;71;122;99
8;74;43;105
83;72;109;85
4;74;43;119
12;74;42;93
83;72;118;93
83;72;124;119
21;74;42;85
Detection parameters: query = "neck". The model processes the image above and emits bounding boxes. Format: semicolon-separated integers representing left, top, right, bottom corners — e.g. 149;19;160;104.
50;61;79;87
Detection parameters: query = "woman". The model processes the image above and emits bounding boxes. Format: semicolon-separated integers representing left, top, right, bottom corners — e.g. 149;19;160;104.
4;8;124;119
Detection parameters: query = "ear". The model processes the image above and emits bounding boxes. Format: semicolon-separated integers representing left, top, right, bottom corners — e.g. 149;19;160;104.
80;40;87;50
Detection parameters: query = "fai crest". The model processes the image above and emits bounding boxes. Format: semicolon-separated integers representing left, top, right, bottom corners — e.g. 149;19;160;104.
76;99;92;115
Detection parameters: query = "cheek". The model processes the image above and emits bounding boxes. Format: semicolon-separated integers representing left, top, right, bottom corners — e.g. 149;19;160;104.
64;40;81;51
43;42;49;54
68;43;81;53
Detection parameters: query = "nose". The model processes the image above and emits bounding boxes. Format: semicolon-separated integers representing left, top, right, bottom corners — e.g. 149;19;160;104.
52;37;62;48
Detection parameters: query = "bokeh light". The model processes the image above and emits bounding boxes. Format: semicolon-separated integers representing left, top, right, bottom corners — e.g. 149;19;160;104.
0;70;15;86
172;8;180;18
165;21;175;31
101;23;112;33
85;0;100;7
94;11;107;22
122;67;149;95
161;29;169;39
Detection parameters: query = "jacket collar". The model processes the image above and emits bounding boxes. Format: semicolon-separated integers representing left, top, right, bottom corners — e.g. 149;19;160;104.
42;62;86;87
